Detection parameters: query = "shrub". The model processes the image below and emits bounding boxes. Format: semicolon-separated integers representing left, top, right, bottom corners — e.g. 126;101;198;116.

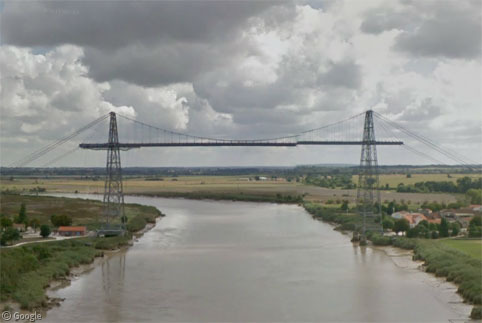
40;225;51;238
393;218;410;234
0;228;21;246
50;214;72;227
370;233;391;246
471;306;482;320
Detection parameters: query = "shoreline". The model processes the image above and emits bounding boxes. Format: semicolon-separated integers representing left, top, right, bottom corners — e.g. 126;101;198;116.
0;209;162;317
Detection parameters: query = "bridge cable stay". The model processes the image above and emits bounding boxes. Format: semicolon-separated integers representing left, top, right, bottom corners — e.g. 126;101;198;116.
8;113;110;168
374;117;447;165
39;122;109;167
116;113;301;144
373;112;477;167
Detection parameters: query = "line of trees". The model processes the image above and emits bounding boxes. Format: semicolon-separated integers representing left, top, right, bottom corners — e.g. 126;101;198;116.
396;177;481;196
305;174;355;189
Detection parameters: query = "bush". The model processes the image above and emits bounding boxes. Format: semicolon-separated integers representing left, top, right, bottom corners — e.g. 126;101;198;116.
94;236;130;250
126;215;147;232
382;218;394;230
471;306;482;320
370;233;391;246
0;240;101;309
0;228;21;246
40;225;51;238
50;214;72;227
468;216;482;238
393;218;410;234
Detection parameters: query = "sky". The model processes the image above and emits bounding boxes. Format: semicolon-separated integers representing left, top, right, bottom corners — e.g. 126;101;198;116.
1;0;481;167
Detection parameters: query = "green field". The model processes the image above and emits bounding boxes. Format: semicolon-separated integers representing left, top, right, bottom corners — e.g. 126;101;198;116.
439;239;482;261
0;193;161;231
0;175;459;205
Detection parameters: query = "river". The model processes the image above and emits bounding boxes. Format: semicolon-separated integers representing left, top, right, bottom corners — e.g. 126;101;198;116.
44;195;471;322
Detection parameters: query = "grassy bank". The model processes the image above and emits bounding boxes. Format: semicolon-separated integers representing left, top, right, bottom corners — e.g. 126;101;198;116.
0;193;162;231
138;191;304;204
369;236;482;319
0;194;164;310
0;237;131;310
303;202;367;231
302;202;481;320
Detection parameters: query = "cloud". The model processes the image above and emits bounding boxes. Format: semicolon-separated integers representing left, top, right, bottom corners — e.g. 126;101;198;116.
1;1;279;50
360;0;482;59
1;1;481;166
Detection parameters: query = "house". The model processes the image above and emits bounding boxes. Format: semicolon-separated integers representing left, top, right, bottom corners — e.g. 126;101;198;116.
392;212;427;228
470;205;482;212
13;223;26;232
58;226;87;237
391;211;409;220
410;213;427;227
427;218;441;225
417;208;433;217
456;216;473;228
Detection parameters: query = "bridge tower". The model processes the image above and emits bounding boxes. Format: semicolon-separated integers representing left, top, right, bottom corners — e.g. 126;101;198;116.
356;110;382;240
102;112;126;231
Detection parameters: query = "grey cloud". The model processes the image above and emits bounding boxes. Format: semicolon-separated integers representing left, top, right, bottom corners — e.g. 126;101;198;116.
84;41;250;87
360;1;481;59
395;10;481;59
2;1;279;50
360;8;417;34
318;61;362;89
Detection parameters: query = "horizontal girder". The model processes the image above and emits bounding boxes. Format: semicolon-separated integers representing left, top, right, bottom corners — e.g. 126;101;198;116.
79;140;403;150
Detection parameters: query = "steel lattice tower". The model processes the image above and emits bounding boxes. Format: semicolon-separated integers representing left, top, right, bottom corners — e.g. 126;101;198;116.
356;110;382;237
103;112;126;227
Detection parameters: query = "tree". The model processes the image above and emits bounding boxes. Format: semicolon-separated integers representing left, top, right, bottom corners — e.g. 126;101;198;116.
382;218;394;230
0;228;20;246
340;200;349;211
439;218;449;238
0;216;13;230
466;189;482;204
468;215;482;238
15;203;27;224
40;225;51;238
450;223;460;237
393;218;410;235
50;214;72;227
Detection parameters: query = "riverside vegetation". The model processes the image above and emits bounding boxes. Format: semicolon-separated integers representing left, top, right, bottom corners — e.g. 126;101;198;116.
303;203;482;319
0;193;163;310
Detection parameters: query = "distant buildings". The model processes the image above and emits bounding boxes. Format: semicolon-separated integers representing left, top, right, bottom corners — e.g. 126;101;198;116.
58;226;87;236
391;211;427;228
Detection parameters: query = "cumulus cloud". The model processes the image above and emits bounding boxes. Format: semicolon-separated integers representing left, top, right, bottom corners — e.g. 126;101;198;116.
1;0;481;166
360;0;482;59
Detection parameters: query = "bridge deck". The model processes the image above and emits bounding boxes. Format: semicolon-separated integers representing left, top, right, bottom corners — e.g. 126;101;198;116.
79;141;403;150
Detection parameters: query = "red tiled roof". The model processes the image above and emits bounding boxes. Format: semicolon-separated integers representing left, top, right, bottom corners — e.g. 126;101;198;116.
58;226;86;232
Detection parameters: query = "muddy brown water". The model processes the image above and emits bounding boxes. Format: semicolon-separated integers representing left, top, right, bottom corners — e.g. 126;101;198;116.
44;194;471;322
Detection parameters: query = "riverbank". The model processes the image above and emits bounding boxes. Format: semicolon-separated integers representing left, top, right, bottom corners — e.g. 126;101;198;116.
132;191;304;204
302;201;482;320
0;194;164;312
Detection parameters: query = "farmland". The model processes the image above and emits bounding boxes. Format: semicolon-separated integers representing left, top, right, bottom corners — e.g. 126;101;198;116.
0;175;461;205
